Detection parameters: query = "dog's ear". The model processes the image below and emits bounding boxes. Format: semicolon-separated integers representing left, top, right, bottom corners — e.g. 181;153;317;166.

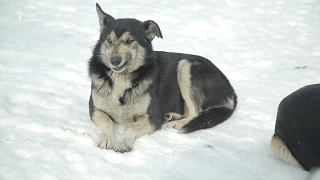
96;3;115;33
141;20;163;41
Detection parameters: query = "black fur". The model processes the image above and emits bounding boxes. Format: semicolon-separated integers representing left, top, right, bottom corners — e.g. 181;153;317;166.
273;84;320;170
190;58;235;109
182;106;235;133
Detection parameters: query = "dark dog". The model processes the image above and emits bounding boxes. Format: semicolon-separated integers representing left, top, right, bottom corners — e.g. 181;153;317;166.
88;3;237;152
271;84;320;170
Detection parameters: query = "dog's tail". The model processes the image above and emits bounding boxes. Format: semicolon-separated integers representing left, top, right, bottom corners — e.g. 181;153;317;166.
181;96;237;133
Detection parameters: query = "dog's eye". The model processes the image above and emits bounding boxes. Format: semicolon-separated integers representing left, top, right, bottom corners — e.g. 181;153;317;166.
106;37;112;44
126;39;134;44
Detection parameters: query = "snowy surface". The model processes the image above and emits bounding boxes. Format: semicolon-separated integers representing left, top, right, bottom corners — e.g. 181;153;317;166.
1;0;320;179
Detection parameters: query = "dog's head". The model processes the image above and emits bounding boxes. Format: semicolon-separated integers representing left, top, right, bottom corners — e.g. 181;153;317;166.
95;3;163;73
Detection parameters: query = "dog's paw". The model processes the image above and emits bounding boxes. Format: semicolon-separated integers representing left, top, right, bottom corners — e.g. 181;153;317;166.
113;139;133;153
164;112;186;123
164;113;173;123
97;135;114;149
167;120;184;130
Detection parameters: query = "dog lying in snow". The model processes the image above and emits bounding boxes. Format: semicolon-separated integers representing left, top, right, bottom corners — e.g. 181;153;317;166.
88;3;237;152
271;84;320;171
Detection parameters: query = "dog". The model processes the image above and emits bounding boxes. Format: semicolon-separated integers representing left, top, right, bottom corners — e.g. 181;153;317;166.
88;3;237;152
271;84;320;171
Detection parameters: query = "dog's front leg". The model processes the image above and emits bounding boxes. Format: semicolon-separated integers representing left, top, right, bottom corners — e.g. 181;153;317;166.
91;108;114;149
113;115;156;153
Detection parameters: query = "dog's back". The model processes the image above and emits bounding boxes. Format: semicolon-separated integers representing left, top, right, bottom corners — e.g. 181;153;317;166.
271;84;320;170
154;51;236;112
153;51;237;133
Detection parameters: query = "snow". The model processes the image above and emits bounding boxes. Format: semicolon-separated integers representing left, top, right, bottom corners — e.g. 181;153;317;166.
1;0;319;179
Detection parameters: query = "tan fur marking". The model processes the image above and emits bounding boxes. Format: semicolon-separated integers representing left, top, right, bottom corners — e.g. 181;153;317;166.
100;31;147;73
92;73;152;126
271;135;302;168
223;97;235;109
119;32;132;42
91;67;153;152
92;108;114;149
114;115;156;152
167;60;200;130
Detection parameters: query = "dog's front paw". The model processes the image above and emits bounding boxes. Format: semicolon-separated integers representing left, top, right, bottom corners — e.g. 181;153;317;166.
97;135;114;149
167;120;184;130
113;139;133;153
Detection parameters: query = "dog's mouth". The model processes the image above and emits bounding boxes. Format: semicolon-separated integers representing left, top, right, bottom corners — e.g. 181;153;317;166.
112;61;127;72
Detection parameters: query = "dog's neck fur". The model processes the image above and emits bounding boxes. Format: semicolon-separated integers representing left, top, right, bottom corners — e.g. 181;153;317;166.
89;53;158;99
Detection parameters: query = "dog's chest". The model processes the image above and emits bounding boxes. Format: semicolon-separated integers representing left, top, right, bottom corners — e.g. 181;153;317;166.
92;75;150;125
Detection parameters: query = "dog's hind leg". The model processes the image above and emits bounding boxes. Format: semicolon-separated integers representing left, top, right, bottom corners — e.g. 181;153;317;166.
167;60;200;130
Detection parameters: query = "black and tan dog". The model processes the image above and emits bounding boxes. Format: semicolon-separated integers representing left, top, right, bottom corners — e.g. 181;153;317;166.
88;3;237;152
271;84;320;171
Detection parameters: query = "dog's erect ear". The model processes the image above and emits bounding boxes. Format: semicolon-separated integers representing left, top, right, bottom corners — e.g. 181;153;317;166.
96;3;115;32
141;20;163;41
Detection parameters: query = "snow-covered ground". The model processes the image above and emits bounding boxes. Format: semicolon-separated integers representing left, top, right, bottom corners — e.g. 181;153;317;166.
1;0;319;179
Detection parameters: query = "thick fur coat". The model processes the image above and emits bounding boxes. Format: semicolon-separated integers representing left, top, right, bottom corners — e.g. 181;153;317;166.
88;3;237;152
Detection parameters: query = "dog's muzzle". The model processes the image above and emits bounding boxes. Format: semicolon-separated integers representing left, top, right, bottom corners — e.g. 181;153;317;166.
110;56;121;66
110;56;127;72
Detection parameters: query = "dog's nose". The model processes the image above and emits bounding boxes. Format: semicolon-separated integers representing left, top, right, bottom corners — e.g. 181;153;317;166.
110;56;122;66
